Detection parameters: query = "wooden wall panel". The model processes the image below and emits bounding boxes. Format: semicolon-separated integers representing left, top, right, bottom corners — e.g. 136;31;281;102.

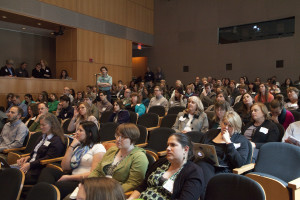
56;61;77;80
104;35;128;66
56;29;77;62
102;0;127;26
39;0;77;11
76;0;101;19
77;29;104;63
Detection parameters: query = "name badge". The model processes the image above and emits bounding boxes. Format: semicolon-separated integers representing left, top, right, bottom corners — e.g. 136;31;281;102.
102;108;106;111
46;70;49;72
64;113;67;117
44;141;51;146
163;179;174;193
170;101;174;104
156;103;160;105
233;143;241;149
259;127;269;134
5;69;8;72
179;116;186;121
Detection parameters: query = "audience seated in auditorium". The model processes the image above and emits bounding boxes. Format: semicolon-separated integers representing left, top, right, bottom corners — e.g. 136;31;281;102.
210;101;231;129
140;88;151;107
29;102;49;132
6;93;14;110
22;103;39;128
85;85;96;102
129;133;204;200
172;96;209;133
147;85;169;113
197;111;249;175
144;67;155;87
6;95;27;117
15;62;29;77
40;59;52;79
31;63;44;78
168;87;187;109
227;80;240;104
38;121;105;199
236;93;254;125
56;95;74;120
284;87;299;111
282;121;300;146
77;177;125;200
206;90;230;112
60;69;72;80
0;107;8;132
241;102;280;161
88;123;148;193
255;83;274;103
0;59;15;77
184;84;197;99
0;106;28;152
233;84;248;105
269;94;295;130
193;76;203;94
280;77;294;95
15;113;65;184
248;82;257;96
48;93;59;113
109;100;130;124
125;92;146;117
84;94;99;120
36;92;48;104
68;102;99;133
200;83;216;107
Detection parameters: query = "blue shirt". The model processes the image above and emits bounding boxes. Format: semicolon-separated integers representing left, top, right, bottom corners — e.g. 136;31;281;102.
97;74;112;91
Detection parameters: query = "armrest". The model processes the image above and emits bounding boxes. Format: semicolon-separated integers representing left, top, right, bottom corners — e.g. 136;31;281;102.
40;157;63;165
3;147;26;154
233;163;255;175
46;163;63;172
147;126;160;132
136;143;147;148
157;150;167;157
288;177;300;190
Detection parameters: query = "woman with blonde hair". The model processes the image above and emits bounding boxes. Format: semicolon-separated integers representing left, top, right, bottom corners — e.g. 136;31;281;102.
68;102;99;133
172;96;209;133
40;59;52;79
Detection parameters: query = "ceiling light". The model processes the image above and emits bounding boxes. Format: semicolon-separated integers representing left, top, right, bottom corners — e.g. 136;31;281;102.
2;16;7;19
37;23;42;26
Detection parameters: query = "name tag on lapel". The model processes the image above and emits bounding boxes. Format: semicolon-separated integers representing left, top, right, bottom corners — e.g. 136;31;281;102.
259;127;269;134
44;141;51;146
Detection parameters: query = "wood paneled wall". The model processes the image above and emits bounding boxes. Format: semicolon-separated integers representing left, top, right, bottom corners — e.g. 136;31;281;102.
39;0;154;34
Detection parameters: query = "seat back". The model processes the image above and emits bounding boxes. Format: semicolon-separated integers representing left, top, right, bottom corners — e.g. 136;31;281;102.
137;113;159;128
145;150;158;169
254;142;300;183
167;106;185;115
100;110;113;124
147;127;175;152
245;139;253;164
0;168;25;200
26;182;60;200
148;106;166;117
205;173;265;200
23;132;43;154
136;125;148;145
61;118;72;134
290;110;300;121
99;122;119;142
160;114;177;128
129;111;137;124
186;131;204;143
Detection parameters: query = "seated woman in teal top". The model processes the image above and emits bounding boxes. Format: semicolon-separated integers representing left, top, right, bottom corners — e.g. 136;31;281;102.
48;93;59;113
125;92;146;117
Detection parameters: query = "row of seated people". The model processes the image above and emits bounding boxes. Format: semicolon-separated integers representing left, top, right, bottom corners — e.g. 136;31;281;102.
2;110;255;200
1;94;300;199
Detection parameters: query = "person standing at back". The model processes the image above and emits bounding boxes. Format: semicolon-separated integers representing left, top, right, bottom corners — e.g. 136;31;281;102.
97;66;112;102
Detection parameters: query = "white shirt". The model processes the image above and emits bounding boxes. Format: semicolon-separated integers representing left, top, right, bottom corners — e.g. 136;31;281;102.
71;143;106;175
282;121;300;143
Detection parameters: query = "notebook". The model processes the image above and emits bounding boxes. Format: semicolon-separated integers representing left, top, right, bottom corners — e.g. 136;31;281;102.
192;143;228;168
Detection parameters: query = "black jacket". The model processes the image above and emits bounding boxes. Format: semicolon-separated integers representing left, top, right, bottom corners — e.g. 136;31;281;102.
136;157;205;200
242;119;280;149
0;66;15;76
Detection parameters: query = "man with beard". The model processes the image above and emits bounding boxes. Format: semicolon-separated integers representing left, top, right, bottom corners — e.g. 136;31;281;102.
0;106;28;152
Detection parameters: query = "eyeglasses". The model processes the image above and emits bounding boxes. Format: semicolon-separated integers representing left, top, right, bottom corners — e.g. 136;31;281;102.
115;134;127;140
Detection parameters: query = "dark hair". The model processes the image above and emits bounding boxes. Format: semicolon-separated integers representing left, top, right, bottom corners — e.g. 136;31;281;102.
81;177;125;200
38;102;49;109
0;106;5;112
60;70;69;79
204;83;212;88
114;100;125;109
28;103;39;117
270;94;285;109
130;92;141;104
100;66;108;71
24;94;33;101
170;133;193;159
38;92;48;104
80;121;100;147
60;95;71;105
216;90;229;103
70;89;76;98
213;100;231;122
116;123;140;145
6;93;14;100
99;90;107;96
50;93;58;101
257;83;270;103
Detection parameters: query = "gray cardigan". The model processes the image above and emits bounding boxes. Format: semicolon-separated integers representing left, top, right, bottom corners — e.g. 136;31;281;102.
172;111;209;133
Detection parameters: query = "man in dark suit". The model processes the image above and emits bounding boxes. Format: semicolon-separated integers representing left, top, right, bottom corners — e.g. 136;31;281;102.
0;59;16;76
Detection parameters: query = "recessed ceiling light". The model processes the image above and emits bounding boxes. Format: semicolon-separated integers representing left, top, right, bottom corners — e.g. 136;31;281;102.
2;16;7;19
22;27;26;30
37;23;42;26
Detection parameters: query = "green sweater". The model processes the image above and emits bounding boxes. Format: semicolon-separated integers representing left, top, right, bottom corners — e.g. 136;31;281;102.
48;101;59;113
89;146;148;192
29;121;41;132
